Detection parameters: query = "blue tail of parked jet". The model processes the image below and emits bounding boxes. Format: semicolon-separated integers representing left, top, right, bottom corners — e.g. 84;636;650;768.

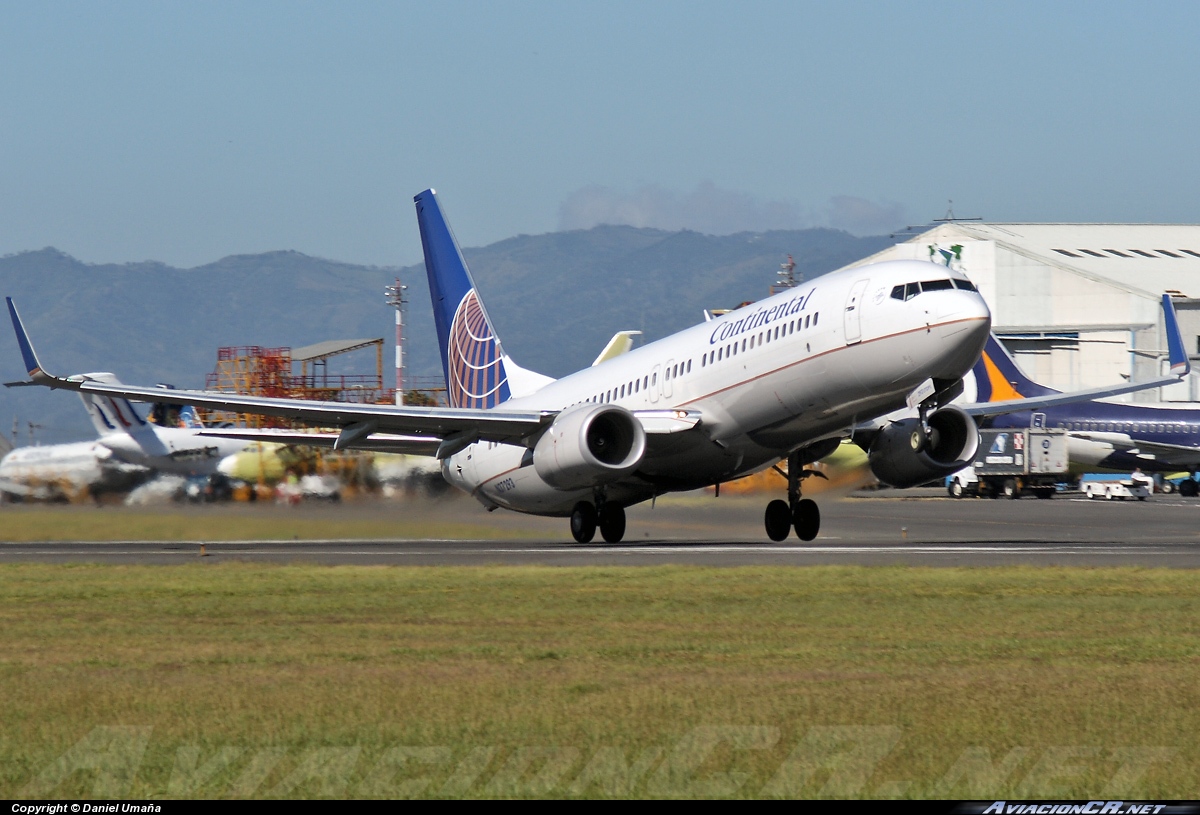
414;189;512;409
970;334;1059;402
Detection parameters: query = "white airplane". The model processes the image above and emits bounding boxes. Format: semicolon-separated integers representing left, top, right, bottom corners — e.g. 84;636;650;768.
5;190;1188;538
0;374;251;501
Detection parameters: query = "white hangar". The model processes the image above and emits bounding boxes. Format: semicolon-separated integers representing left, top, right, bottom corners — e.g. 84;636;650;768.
839;223;1200;402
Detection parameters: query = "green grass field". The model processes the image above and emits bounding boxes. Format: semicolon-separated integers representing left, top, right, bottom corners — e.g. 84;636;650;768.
1;563;1198;798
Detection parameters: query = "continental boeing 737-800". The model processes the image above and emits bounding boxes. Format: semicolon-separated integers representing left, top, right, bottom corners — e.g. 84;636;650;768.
5;190;1188;539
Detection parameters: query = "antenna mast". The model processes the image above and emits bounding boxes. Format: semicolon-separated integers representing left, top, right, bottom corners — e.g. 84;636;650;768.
385;278;408;406
771;254;800;296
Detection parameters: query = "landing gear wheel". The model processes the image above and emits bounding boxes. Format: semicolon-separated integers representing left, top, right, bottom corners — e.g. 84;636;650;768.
570;502;597;543
765;499;791;541
599;504;626;543
792;499;820;542
1003;479;1019;499
949;480;964;498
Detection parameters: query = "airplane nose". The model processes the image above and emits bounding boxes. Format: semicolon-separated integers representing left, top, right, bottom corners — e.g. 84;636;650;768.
937;289;990;322
217;454;239;477
934;293;991;378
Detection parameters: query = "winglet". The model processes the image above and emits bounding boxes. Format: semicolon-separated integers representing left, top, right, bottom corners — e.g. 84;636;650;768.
6;297;48;381
1163;293;1190;377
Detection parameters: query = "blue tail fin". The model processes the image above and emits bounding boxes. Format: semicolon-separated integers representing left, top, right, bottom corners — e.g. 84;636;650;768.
971;334;1058;402
414;189;512;409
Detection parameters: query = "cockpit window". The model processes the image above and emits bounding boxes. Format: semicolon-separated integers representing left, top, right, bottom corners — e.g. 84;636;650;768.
894;279;963;300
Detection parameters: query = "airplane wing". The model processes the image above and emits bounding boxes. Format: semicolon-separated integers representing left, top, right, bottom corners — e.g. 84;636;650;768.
959;294;1191;418
7;297;704;458
195;429;443;456
198;409;701;455
1070;433;1200;468
7;297;553;458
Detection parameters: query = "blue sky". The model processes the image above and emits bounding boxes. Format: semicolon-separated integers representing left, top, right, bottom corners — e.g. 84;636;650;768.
1;1;1198;268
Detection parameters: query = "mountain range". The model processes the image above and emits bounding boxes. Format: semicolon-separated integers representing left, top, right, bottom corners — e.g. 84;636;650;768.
1;226;895;444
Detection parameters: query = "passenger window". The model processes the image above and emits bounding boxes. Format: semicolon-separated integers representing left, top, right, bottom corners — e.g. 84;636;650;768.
741;339;746;352
813;312;819;325
686;360;692;373
805;314;810;328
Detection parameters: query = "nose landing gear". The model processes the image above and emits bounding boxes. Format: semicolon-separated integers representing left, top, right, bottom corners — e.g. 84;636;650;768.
763;452;826;542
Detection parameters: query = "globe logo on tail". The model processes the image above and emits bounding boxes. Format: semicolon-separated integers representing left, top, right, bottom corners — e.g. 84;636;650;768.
447;289;510;409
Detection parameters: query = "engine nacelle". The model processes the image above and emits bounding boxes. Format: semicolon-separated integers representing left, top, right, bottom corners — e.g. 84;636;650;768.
533;404;647;491
868;405;979;489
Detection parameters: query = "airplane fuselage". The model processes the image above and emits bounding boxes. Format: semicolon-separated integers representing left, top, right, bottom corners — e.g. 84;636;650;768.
444;259;992;515
96;424;248;476
986;402;1200;472
0;441;151;500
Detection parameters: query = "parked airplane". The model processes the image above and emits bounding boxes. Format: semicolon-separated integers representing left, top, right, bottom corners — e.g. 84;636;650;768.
5;190;1188;539
0;440;151;502
0;374;251;501
966;332;1200;493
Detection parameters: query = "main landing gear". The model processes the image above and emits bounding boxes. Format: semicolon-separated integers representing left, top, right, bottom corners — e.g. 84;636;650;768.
570;496;626;543
764;452;826;542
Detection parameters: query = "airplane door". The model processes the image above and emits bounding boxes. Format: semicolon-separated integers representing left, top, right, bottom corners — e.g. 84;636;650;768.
843;279;870;344
649;364;661;403
663;359;675;399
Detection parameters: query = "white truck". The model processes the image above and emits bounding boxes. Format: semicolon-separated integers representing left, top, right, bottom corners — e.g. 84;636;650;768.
947;427;1070;499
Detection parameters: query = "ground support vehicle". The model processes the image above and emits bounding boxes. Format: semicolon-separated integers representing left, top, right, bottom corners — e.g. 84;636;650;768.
948;428;1069;499
1080;473;1150;501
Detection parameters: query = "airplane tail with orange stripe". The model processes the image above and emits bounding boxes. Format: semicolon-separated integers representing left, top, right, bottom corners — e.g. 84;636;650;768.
970;335;1058;402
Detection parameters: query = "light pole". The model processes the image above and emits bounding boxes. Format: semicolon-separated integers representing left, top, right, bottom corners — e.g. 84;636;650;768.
384;278;408;406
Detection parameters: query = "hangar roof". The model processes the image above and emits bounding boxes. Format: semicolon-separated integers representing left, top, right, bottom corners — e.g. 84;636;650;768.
291;338;382;362
899;223;1200;299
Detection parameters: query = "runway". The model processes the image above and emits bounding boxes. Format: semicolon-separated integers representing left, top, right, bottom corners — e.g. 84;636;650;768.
5;491;1200;566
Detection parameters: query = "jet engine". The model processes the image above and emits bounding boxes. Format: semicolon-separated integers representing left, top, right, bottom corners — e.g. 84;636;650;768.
533;404;647;491
868;406;979;489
